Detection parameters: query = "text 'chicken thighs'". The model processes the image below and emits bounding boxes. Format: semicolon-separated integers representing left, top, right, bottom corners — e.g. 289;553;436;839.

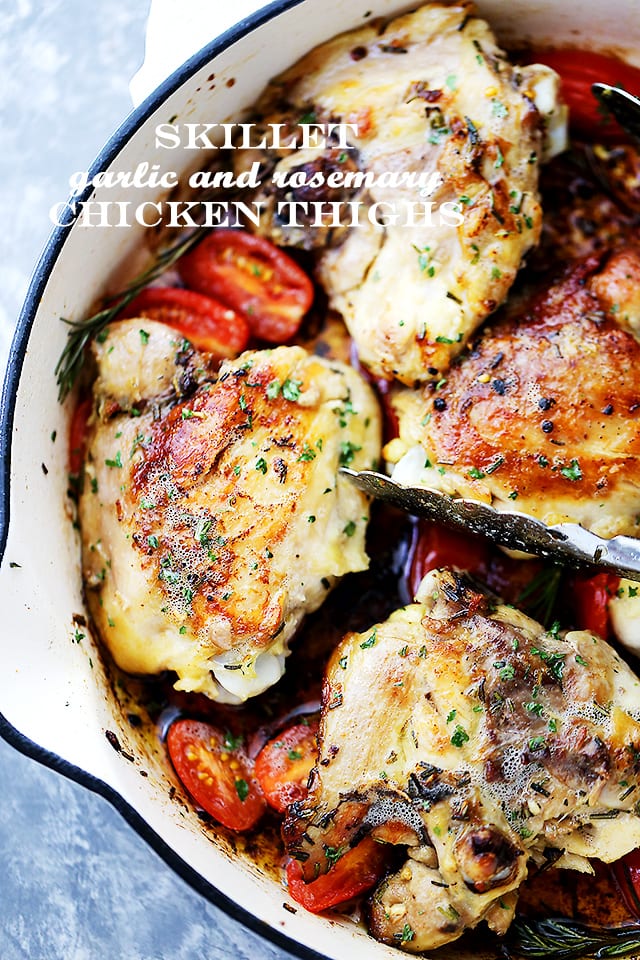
283;569;640;951
80;319;381;702
388;249;640;537
237;1;566;384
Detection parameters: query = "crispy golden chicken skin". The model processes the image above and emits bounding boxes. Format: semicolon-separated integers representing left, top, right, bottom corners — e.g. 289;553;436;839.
236;2;566;384
387;249;640;537
283;569;640;951
79;320;381;702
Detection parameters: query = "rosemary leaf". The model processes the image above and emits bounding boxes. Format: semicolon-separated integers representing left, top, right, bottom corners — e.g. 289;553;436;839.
504;917;640;960
516;566;563;628
55;228;203;402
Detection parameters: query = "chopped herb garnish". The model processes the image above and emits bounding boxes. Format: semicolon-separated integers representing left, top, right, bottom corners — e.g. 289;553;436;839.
343;520;357;537
561;459;583;481
282;378;302;402
396;924;415;943
255;457;268;474
525;701;544;717
224;731;244;751
339;441;362;467
324;845;345;867
139;329;150;344
105;451;123;469
451;725;469;747
235;779;249;802
360;628;377;649
486;455;505;474
297;444;316;462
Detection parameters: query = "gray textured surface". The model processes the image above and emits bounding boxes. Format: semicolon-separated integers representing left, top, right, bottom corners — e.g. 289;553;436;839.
0;3;293;958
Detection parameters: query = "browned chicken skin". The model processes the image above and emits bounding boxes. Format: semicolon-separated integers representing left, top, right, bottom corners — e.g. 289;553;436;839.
388;248;640;537
235;2;566;384
283;569;640;951
80;320;381;702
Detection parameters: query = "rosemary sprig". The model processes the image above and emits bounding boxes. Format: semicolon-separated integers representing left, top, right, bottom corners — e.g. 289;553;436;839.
504;917;640;960
54;228;204;402
517;566;563;628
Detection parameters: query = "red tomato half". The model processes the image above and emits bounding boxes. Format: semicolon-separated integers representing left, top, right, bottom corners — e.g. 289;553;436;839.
69;395;92;476
530;49;640;142
254;721;319;813
613;849;640;917
570;571;619;639
286;837;388;913
120;287;250;357
167;719;266;831
178;229;314;343
408;520;490;599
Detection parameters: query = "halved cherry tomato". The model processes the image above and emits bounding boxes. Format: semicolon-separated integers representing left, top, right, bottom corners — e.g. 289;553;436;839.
286;836;388;913
613;849;640;917
166;719;266;831
177;229;314;343
570;571;619;639
69;395;92;476
120;287;250;357
530;49;640;142
254;721;319;813
407;520;490;598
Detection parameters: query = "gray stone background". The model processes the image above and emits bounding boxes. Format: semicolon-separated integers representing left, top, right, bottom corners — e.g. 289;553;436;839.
0;2;294;958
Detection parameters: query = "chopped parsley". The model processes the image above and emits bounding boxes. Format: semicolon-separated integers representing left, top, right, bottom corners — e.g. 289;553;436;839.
451;725;469;747
413;243;436;276
339;441;362;467
235;779;249;802
561;459;583;482
282;378;302;402
297;444;316;462
224;731;244;751
360;628;377;649
525;701;544;717
105;451;123;469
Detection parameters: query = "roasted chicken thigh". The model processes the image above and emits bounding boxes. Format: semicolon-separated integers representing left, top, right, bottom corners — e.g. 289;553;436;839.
283;568;640;951
79;319;381;702
236;1;566;384
388;248;640;538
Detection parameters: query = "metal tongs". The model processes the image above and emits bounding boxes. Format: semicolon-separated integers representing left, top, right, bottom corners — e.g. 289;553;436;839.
342;85;640;582
591;83;640;143
342;469;640;582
